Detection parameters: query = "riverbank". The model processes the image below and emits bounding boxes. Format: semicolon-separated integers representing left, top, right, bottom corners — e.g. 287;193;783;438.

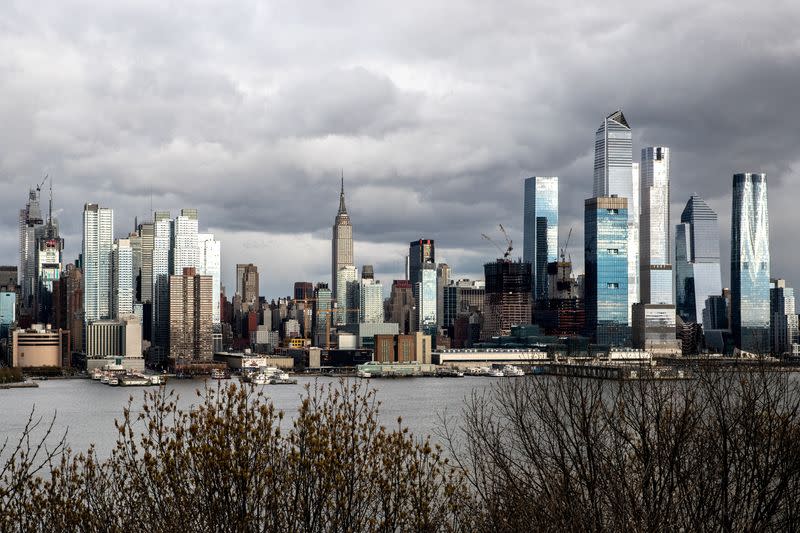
0;380;39;389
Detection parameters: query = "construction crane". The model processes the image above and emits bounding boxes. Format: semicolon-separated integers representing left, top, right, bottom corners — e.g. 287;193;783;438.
498;224;513;258
481;233;505;258
560;227;573;263
36;174;49;193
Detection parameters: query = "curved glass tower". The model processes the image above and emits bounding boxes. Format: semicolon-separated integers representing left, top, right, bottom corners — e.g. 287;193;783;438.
523;176;558;302
731;173;770;354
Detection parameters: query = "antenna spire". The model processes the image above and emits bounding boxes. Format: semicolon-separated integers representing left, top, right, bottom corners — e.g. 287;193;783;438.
337;170;347;215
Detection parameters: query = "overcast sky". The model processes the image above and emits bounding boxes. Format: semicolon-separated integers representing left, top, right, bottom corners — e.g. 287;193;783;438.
1;0;799;299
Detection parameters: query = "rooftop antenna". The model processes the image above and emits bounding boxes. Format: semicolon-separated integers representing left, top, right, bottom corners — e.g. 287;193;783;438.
48;177;53;224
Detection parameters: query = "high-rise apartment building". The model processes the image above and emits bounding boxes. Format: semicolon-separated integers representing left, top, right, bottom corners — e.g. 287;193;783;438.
331;178;353;299
593;111;638;324
312;283;332;347
482;260;532;339
436;263;450;328
169;267;213;361
198;233;221;325
523;176;559;302
357;274;384;324
731;173;771;354
112;238;134;318
585;196;630;346
83;204;114;322
137;221;154;303
675;195;722;324
770;279;797;356
173;209;199;275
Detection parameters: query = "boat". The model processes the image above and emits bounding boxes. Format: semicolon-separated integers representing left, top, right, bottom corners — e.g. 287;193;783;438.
148;375;165;385
437;367;465;378
210;368;230;380
108;377;119;386
119;375;150;386
251;373;269;385
90;368;103;380
502;365;525;377
487;368;505;378
356;370;372;379
100;373;110;384
269;371;297;385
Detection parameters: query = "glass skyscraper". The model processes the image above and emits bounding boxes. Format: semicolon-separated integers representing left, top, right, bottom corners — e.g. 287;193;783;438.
417;265;438;335
593;110;638;324
675;195;722;325
731;173;771;354
585;196;630;346
83;203;114;322
639;147;672;304
523;176;558;302
770;279;798;355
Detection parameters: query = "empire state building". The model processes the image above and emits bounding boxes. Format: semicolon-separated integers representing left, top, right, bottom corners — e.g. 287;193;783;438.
331;178;353;299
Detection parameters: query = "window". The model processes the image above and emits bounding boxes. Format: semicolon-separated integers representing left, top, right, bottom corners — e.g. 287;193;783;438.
607;282;619;289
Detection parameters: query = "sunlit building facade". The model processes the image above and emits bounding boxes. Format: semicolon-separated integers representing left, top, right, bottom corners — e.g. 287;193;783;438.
523;176;559;302
731;173;771;354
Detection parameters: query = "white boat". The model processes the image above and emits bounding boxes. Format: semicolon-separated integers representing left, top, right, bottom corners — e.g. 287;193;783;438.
251;373;269;385
148;375;164;385
90;369;103;380
356;370;372;379
488;368;505;378
269;371;297;385
108;377;119;386
100;373;110;384
502;365;525;377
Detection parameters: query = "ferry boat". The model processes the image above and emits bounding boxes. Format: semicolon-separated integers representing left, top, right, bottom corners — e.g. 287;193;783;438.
502;365;525;377
269;371;297;385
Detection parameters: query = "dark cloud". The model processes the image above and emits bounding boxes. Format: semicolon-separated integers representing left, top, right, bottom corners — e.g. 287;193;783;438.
1;0;799;298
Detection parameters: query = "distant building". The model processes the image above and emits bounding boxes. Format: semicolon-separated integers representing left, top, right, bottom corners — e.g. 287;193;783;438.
294;282;314;301
335;265;357;325
416;264;438;335
770;279;798;356
19;188;44;314
112;238;134;318
331;178;354;300
408;239;435;287
523;176;559;302
312;283;332;347
443;279;485;329
356;275;384;324
374;332;432;364
169;267;213;361
585;196;630;346
387;280;416;334
82;203;114;322
236;263;260;311
0;291;16;339
85;316;143;370
341;322;399;350
535;260;584;336
436;263;450;328
482;260;532;339
731;173;771;354
11;324;69;368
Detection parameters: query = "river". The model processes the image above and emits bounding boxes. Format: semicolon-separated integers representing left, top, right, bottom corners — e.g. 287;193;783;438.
0;376;497;456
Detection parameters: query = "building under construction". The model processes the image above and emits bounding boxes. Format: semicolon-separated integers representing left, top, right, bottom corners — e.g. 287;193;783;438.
482;259;532;339
535;260;585;336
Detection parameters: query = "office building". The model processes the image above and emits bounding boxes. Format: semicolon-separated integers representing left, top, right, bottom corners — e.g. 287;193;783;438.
770;279;798;356
82;204;114;322
151;211;172;361
443;279;485;329
675;195;722;324
312;283;332;347
331;178;354;299
593;111;638;324
416;264;438;335
436;263;450;328
523;176;559;302
137;221;154;303
408;239;435;286
169;267;213;361
731;173;771;354
11;324;69;368
236;263;260;311
374;332;432;364
482;260;532;339
536;260;585;336
19;187;44;313
387;280;416;334
85;316;143;363
356;274;384;324
33;187;63;323
585;197;630;346
294;282;314;301
0;291;15;339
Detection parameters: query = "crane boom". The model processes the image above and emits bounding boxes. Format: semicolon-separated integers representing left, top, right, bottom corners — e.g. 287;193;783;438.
498;224;513;258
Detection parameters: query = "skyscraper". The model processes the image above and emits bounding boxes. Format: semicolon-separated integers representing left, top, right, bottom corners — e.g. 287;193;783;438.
523;176;559;301
417;264;438;335
331;178;354;299
675;195;722;324
639;147;672;304
112;238;134;318
731;173;771;354
34;188;63;324
387;280;416;334
82;203;114;322
357;272;384;324
436;263;450;328
19;187;44;313
593;111;638;324
585;196;630;346
137;221;154;303
236;263;259;311
408;239;435;286
151;210;173;360
312;282;332;347
169;267;213;361
335;265;357;325
198;233;221;325
770;279;798;356
173;209;200;275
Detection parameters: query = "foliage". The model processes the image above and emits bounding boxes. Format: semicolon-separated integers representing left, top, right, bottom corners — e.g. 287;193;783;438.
0;367;23;383
0;381;472;532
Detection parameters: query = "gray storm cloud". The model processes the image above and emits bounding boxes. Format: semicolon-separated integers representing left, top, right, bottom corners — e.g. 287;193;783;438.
1;0;799;298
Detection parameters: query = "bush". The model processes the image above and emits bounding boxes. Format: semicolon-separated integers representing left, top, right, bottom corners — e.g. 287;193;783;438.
0;380;472;532
0;367;23;384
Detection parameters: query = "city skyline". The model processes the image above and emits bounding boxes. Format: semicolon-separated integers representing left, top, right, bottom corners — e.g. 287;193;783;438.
1;2;799;299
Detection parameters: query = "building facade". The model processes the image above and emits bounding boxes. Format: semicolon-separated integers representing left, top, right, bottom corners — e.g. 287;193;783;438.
585;196;630;346
387;280;416;334
770;279;798;356
169;267;213;361
331;179;354;299
82;204;114;322
523;176;559;302
482;260;532;339
731;173;771;354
